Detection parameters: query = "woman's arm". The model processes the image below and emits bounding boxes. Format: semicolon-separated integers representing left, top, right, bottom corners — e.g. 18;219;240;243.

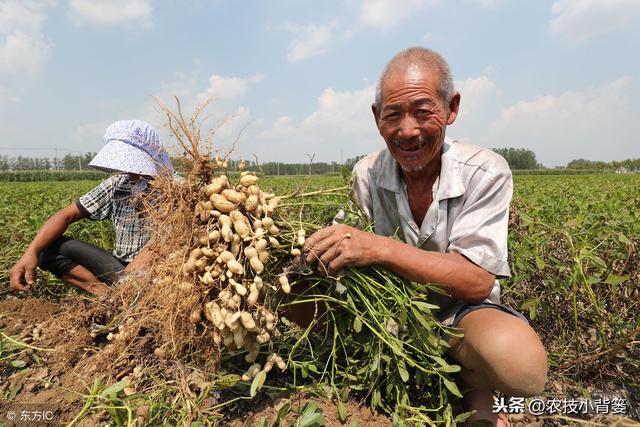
9;202;87;291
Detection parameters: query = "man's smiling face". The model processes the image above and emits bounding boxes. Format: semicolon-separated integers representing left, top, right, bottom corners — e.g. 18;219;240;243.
374;62;457;176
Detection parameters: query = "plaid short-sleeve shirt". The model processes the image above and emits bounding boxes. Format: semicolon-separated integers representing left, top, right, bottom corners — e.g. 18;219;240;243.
77;174;149;262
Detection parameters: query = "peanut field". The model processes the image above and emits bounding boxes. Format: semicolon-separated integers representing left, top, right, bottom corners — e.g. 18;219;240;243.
0;173;638;425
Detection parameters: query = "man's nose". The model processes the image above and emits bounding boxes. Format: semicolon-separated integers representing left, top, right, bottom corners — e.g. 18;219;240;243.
396;115;420;139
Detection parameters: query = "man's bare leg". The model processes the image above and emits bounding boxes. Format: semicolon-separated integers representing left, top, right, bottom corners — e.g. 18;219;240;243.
461;386;507;426
61;265;111;296
448;309;548;426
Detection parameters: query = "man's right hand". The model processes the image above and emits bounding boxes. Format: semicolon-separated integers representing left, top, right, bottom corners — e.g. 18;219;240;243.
9;252;39;292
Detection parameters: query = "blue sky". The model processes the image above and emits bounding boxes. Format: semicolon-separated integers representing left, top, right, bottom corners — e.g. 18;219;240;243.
1;0;639;167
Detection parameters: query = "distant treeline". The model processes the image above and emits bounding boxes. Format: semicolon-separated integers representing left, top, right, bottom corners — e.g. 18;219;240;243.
0;153;96;171
1;149;638;179
489;148;639;172
0;170;109;182
249;161;343;176
511;169;608;175
491;148;542;170
565;158;640;171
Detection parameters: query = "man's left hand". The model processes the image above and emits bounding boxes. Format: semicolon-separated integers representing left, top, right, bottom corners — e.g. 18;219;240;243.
304;224;381;276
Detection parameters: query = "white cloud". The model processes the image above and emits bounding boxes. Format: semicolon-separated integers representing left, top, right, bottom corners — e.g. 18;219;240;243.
549;0;640;43
486;77;637;166
0;0;53;76
136;72;263;156
452;75;500;141
72;120;111;146
197;74;265;102
139;72;198;132
0;84;20;103
281;0;439;63
0;30;51;74
0;0;52;33
210;106;255;155
359;0;437;31
456;76;497;120
67;0;153;28
285;22;335;62
258;116;295;140
254;85;380;162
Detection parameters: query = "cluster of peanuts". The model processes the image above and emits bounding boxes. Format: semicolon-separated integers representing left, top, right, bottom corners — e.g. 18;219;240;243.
12;322;43;344
122;365;144;396
106;317;136;343
182;167;307;379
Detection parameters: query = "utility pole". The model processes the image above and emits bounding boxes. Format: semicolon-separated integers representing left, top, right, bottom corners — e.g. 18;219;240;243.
305;153;315;176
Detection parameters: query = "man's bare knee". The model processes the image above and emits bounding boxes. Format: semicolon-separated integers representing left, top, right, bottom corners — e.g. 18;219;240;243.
498;344;547;396
449;309;548;396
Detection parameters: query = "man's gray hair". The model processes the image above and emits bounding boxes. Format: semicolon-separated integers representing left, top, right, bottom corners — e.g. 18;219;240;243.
374;47;454;111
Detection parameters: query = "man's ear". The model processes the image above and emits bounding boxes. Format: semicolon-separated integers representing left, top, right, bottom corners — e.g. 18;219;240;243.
446;92;461;125
372;103;381;128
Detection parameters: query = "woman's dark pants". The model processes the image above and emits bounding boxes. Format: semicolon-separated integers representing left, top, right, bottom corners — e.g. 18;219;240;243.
38;236;127;286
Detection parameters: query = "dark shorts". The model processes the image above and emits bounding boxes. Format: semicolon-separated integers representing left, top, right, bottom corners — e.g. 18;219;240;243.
449;302;528;328
38;236;128;286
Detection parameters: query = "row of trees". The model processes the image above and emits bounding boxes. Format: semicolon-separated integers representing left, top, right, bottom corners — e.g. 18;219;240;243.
2;150;638;173
0;154;343;175
0;153;96;171
490;149;639;171
171;158;344;176
566;158;640;171
255;161;342;175
0;156;52;170
490;148;542;170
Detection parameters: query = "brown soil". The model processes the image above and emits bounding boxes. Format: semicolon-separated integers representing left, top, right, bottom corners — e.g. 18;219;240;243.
226;393;393;427
0;297;63;334
1;296;395;426
0;297;90;422
2;296;639;426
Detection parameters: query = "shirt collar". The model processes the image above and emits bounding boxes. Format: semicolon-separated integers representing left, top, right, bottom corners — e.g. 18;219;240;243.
436;137;465;200
376;137;465;200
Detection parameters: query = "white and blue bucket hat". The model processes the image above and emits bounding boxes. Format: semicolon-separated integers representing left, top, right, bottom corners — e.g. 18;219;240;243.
89;120;174;176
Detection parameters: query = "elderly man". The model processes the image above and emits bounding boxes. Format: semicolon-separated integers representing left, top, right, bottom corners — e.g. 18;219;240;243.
305;47;547;425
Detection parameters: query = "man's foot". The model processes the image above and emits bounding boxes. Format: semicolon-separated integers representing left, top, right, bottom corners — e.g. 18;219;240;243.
466;412;511;427
61;266;112;296
463;388;512;426
82;282;112;296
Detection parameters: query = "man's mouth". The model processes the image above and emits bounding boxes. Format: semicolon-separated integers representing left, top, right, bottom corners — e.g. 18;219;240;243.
392;137;426;153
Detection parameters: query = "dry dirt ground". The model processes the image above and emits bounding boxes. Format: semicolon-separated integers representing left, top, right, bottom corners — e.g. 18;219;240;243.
1;296;639;426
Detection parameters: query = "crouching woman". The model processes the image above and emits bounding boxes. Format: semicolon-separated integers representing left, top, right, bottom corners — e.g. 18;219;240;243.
9;120;174;296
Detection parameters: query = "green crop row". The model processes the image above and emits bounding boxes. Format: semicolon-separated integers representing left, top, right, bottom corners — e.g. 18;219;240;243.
503;174;639;387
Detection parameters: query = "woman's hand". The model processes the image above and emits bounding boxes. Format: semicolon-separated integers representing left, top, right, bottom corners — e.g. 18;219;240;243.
9;251;39;292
